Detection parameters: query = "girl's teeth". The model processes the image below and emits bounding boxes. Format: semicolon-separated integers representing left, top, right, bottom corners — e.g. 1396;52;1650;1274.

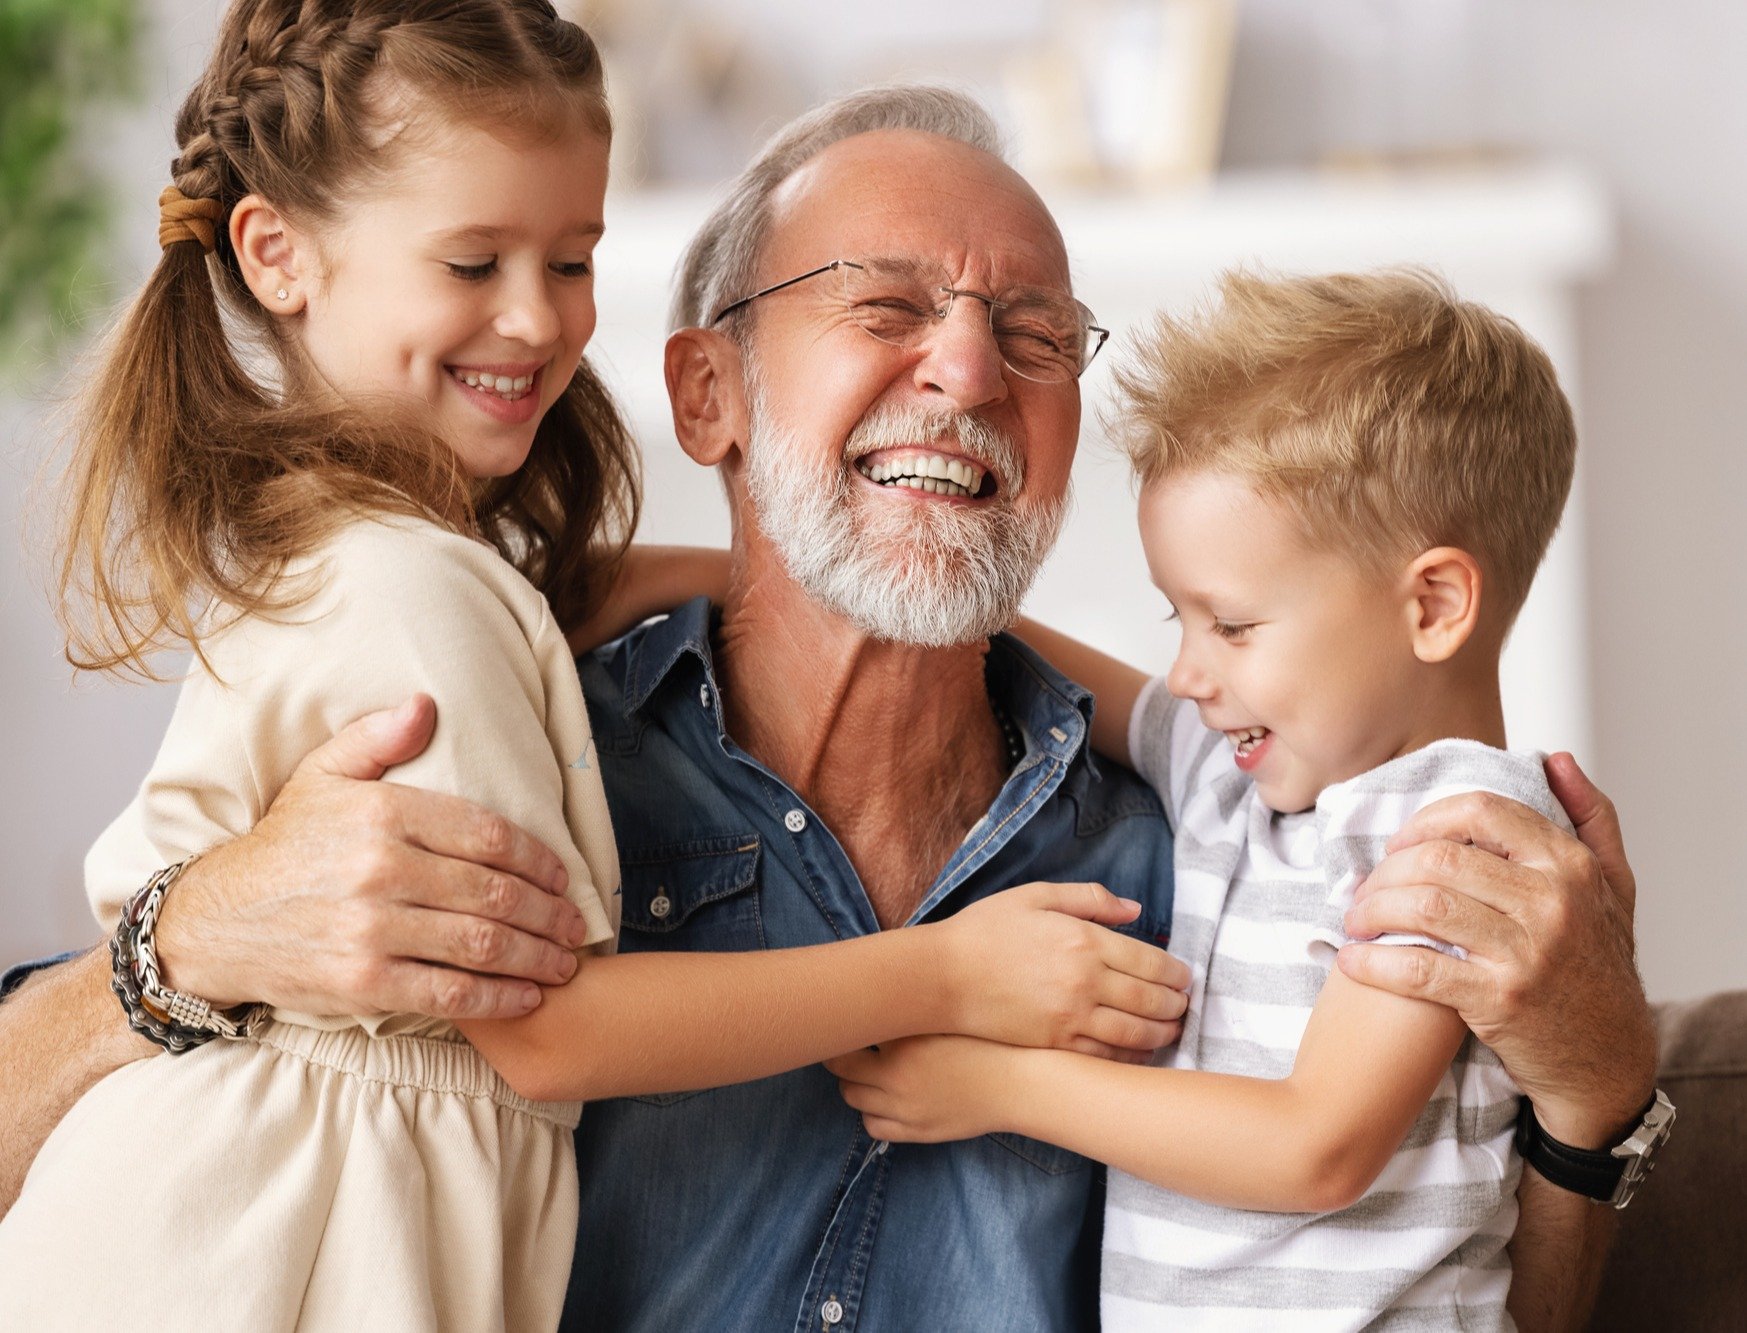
456;370;535;398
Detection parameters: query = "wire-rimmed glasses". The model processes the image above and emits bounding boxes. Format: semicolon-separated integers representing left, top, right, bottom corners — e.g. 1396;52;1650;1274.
710;256;1109;383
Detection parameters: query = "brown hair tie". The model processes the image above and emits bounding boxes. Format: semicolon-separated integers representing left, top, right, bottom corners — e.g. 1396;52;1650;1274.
157;185;224;254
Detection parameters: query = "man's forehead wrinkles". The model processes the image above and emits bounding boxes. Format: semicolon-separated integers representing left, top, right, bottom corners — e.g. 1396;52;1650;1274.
770;148;1070;291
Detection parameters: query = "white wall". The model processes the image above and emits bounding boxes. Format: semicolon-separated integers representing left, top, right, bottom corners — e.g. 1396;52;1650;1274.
3;1;1740;1001
1220;0;1747;1002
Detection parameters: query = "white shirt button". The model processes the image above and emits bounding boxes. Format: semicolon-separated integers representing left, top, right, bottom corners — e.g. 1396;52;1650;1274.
784;809;807;834
699;683;711;709
821;1297;844;1325
649;890;672;919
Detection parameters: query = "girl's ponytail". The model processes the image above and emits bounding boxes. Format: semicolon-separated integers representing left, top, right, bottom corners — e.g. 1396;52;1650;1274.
59;169;276;676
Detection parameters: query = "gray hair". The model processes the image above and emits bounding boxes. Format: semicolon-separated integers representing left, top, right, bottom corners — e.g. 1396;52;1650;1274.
669;84;1007;332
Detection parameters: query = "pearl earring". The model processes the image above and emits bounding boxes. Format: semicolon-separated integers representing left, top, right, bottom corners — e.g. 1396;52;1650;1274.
275;287;289;301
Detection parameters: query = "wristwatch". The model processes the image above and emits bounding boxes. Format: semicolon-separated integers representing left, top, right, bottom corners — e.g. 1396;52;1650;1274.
109;856;267;1053
1515;1089;1676;1209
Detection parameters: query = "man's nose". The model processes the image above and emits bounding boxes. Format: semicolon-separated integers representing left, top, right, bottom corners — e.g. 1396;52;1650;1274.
910;295;1008;411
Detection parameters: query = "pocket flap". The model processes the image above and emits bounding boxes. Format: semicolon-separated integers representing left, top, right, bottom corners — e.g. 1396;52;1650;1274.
620;835;762;934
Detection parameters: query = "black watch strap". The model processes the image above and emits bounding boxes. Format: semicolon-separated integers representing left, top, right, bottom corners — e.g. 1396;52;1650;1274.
1514;1090;1674;1208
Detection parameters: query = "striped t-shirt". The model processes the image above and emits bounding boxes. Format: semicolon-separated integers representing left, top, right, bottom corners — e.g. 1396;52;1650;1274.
1103;678;1571;1332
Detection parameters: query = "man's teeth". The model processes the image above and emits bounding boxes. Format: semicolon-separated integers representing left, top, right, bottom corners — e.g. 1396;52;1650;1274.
1227;726;1269;757
454;369;535;400
854;453;986;499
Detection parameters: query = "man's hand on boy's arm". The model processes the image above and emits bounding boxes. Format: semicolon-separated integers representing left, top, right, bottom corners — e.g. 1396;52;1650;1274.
565;545;731;656
1336;752;1656;1144
1337;753;1651;1329
1008;618;1149;768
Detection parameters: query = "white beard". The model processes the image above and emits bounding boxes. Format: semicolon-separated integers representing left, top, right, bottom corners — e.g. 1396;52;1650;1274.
742;378;1069;648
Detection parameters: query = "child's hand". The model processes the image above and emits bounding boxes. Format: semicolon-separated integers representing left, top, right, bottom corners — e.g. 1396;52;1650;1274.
936;882;1188;1058
826;1036;1017;1143
567;545;731;655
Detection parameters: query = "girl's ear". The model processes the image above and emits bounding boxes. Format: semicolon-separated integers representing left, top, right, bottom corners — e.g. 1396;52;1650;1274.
664;328;749;469
230;194;311;316
1404;546;1484;663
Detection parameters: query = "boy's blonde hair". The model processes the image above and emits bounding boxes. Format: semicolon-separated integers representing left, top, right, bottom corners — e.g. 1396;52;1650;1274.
1112;268;1576;626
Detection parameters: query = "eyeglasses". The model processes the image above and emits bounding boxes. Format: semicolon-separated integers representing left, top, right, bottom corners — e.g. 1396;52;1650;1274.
710;257;1109;383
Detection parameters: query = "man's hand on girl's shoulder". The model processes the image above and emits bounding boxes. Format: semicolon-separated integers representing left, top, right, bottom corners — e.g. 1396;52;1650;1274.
155;695;584;1022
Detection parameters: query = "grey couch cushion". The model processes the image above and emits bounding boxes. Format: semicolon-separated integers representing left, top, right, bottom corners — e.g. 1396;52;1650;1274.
1588;989;1747;1329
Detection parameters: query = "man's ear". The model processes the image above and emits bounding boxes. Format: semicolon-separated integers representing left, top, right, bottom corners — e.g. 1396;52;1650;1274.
230;193;313;316
665;328;749;468
1403;546;1484;663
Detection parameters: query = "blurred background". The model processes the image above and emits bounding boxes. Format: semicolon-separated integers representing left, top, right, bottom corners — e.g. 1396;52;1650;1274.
1;0;1740;1001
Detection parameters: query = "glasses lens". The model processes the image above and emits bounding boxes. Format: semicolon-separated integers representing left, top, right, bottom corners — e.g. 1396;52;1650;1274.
839;260;1100;383
841;260;942;346
992;289;1092;383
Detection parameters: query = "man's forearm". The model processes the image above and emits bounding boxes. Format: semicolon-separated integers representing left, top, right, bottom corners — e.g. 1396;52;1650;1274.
1508;1166;1618;1332
0;948;156;1215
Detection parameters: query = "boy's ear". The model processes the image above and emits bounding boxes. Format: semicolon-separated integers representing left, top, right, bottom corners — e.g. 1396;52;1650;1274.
230;194;311;316
665;328;749;470
1404;547;1484;663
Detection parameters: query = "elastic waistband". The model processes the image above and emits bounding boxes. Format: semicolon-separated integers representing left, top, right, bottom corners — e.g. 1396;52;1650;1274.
252;1021;582;1128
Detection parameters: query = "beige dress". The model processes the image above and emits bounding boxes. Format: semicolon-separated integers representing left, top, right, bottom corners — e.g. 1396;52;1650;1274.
0;515;620;1332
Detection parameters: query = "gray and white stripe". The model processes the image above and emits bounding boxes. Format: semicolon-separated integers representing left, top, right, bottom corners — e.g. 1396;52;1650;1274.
1110;679;1571;1331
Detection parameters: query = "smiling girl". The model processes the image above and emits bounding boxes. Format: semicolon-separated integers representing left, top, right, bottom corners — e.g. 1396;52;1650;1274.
0;4;631;1327
0;7;1180;1325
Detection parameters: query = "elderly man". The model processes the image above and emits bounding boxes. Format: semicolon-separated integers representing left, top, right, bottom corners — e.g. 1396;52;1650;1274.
1;87;1655;1331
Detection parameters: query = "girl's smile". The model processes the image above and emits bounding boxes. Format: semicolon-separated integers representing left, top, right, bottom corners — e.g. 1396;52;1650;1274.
289;116;610;479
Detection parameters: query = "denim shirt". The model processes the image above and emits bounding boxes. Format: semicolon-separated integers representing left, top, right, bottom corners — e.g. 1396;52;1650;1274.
564;599;1174;1333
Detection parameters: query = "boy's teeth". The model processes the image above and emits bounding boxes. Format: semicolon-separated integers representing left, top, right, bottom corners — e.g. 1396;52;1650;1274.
1227;726;1269;756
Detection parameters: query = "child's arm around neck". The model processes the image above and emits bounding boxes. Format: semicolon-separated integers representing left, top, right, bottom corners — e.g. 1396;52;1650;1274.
1010;617;1150;770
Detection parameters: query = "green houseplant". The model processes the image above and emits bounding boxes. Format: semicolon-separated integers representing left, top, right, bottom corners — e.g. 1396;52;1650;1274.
0;0;139;377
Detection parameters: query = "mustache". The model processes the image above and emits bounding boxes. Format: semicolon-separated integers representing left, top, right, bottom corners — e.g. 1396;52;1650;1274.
841;401;1026;497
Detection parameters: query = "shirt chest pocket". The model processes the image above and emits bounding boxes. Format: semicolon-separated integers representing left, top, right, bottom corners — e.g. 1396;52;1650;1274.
618;834;766;954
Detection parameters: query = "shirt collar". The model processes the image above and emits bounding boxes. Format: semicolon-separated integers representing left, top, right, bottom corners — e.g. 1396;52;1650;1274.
623;596;1102;775
622;596;720;715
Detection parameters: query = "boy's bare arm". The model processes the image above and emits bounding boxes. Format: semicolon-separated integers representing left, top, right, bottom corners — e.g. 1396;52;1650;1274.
0;950;157;1215
1009;618;1150;768
832;967;1468;1215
